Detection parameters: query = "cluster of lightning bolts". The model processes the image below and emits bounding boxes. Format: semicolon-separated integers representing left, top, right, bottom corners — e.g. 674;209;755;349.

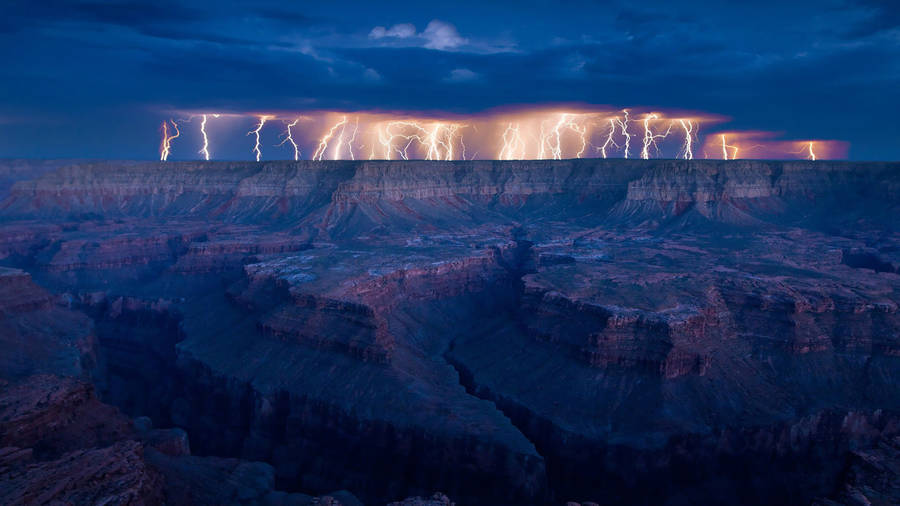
497;109;699;161
313;116;362;161
375;120;462;160
159;110;823;162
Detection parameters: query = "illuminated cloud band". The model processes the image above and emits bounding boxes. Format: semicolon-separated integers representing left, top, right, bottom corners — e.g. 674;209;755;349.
159;106;849;162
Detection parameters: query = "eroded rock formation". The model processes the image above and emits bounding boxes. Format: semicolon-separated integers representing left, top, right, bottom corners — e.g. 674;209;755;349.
0;158;898;504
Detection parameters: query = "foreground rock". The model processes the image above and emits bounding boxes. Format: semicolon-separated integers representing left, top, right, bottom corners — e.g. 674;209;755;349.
387;493;454;506
0;440;164;505
815;436;900;505
0;374;369;505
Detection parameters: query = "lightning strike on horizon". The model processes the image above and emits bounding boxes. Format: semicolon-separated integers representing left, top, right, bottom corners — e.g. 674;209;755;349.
425;123;461;161
247;115;271;162
376;124;396;160
539;116;561;160
333;117;360;160
375;121;461;161
678;119;695;160
427;123;447;161
277;119;301;161
539;114;588;160
599;118;619;159
615;110;632;159
198;114;220;161
721;134;739;160
424;124;442;161
640;113;672;160
571;120;588;158
159;120;180;161
377;122;407;160
807;141;816;161
349;118;360;160
460;136;477;161
313;116;348;161
390;122;425;160
499;123;526;160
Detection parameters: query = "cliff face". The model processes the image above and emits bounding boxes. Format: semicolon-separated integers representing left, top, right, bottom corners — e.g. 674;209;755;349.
4;159;897;224
0;158;899;505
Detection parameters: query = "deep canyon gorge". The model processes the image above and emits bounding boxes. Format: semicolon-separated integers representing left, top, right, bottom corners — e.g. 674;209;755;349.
1;158;899;505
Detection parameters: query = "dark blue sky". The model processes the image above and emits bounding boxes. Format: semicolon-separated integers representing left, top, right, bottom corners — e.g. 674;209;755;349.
1;0;898;160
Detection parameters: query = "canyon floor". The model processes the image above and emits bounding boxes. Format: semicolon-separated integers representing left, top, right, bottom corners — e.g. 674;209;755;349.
0;158;899;505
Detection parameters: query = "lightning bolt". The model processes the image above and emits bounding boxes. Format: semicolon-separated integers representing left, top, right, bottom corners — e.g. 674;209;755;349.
599;117;619;159
720;134;739;160
247;115;271;162
539;116;561;159
277;119;301;161
348;118;360;160
160;121;170;161
460;135;477;160
198;114;220;161
428;123;447;161
386;122;423;160
377;123;401;160
313;116;348;161
539;113;588;160
570;118;588;159
334;117;359;160
678;119;695;160
425;122;460;160
159;120;180;161
807;141;816;161
615;109;632;159
499;123;525;160
375;121;461;161
640;113;672;160
377;123;394;160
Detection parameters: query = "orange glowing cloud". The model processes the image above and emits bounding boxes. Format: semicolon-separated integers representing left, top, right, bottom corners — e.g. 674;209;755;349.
700;131;849;160
157;105;847;161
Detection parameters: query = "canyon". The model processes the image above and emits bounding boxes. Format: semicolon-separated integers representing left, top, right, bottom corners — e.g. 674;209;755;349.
0;158;898;505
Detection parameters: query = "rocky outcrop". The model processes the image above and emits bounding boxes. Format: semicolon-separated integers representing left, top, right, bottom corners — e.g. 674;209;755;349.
259;295;388;362
0;440;165;506
41;232;193;273
0;268;95;379
242;240;522;363
815;436;900;505
0;374;370;506
0;267;53;314
520;273;717;377
0;375;133;456
174;232;311;272
0;375;161;506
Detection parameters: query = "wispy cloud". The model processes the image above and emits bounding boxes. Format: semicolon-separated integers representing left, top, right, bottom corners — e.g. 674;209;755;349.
366;19;512;53
444;68;479;82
